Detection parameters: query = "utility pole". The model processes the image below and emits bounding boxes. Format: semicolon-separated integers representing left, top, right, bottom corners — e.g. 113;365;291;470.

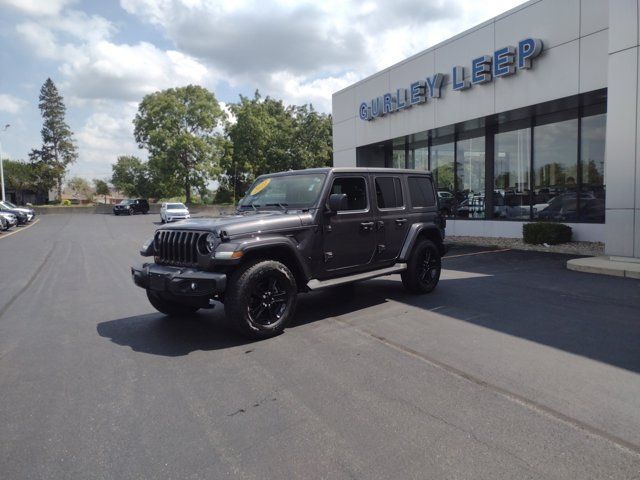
0;124;10;202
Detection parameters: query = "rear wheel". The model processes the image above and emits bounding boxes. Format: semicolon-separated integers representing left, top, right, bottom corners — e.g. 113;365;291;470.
146;290;200;316
225;260;297;339
401;239;441;294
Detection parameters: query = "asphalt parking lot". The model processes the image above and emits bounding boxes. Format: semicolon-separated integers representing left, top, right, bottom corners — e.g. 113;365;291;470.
1;213;640;479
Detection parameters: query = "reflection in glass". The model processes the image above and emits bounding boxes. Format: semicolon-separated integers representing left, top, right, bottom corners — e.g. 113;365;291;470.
430;142;455;216
580;113;606;222
455;136;485;219
494;128;531;219
533;118;578;222
392;137;406;168
410;147;429;170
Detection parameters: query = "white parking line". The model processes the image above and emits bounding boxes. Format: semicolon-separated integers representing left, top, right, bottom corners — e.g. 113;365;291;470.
446;248;511;258
0;218;40;239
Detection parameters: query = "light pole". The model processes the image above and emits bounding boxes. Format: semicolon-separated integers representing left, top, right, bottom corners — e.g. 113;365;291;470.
0;124;10;202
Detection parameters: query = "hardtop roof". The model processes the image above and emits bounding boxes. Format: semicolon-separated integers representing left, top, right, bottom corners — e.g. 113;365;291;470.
257;167;432;177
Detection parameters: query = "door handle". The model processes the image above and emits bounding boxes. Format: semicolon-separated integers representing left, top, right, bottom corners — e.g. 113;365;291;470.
395;218;407;226
360;221;375;231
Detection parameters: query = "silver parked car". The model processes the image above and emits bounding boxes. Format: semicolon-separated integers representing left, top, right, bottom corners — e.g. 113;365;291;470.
0;211;17;230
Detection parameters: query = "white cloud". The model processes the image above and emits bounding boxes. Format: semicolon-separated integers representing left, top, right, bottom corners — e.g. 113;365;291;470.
60;41;210;101
0;0;77;17
0;94;28;113
71;103;143;180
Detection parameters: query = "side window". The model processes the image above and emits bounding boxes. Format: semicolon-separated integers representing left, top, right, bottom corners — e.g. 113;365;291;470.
330;177;368;211
408;176;436;208
375;177;404;209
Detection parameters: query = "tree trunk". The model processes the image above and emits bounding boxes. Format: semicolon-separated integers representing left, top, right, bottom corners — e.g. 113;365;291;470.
57;177;62;202
185;178;191;204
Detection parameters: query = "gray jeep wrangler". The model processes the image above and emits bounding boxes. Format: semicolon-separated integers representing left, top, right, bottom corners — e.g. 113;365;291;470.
132;168;446;338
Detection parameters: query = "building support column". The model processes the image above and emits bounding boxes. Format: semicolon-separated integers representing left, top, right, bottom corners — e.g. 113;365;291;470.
604;0;640;259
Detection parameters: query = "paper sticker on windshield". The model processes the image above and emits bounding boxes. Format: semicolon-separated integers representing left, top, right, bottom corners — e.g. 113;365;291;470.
250;178;271;195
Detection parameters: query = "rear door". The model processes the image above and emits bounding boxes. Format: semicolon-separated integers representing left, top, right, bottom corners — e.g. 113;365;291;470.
322;174;377;273
405;174;439;226
372;175;408;262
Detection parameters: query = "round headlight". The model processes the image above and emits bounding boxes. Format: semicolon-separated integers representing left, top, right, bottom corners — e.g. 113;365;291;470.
206;233;218;252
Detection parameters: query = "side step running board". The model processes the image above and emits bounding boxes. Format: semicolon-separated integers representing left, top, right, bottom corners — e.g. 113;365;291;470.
307;263;407;290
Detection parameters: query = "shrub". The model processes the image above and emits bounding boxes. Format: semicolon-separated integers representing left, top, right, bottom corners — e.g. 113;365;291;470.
62;199;72;206
523;222;572;245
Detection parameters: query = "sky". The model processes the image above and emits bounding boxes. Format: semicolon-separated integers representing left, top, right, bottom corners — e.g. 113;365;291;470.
0;0;527;182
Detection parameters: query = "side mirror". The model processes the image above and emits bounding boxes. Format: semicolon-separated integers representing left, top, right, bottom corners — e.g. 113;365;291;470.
328;193;348;212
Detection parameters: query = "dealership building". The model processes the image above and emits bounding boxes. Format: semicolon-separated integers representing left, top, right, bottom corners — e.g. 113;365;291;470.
332;0;640;262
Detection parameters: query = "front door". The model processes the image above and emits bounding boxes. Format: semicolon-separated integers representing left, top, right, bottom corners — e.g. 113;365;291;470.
372;175;409;262
322;175;377;274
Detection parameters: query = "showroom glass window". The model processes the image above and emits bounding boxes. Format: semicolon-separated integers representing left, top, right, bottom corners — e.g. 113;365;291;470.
456;135;485;219
580;112;606;223
430;141;455;192
494;125;531;220
392;137;406;168
408;131;428;170
533;112;578;222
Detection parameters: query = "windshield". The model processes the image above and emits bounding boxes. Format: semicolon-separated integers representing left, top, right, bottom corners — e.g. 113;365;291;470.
239;173;326;210
166;203;186;210
119;200;133;205
2;200;17;208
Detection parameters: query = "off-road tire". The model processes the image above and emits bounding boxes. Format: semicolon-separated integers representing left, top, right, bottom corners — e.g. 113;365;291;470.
401;239;441;294
146;290;200;316
224;259;297;339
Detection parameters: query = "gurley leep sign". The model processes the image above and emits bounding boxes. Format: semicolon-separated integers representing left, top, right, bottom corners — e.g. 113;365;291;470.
358;38;543;121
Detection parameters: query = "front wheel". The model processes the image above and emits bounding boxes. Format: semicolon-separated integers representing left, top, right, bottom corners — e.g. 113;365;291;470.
224;260;297;339
146;290;200;316
401;239;441;294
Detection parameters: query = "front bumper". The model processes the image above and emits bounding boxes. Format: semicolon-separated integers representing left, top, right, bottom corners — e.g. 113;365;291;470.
131;263;227;297
166;215;190;222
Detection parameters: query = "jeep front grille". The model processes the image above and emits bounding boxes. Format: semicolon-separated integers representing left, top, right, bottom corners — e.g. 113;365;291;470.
154;230;204;266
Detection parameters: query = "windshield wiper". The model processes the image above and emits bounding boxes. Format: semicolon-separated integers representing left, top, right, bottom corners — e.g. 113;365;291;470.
239;201;259;212
265;202;289;212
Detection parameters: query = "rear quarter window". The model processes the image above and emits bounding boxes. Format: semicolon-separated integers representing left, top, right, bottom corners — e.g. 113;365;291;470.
408;176;436;208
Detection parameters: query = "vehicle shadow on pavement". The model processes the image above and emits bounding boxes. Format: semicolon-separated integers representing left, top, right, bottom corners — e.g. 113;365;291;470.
332;275;640;374
97;248;640;371
96;310;253;356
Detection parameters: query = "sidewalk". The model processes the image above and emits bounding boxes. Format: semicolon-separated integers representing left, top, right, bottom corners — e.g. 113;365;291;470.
567;256;640;279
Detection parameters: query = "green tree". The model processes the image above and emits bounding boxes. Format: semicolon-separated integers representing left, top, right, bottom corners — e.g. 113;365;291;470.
94;179;110;203
67;176;93;201
216;91;332;203
3;159;37;204
111;155;154;198
29;78;78;200
133;85;225;204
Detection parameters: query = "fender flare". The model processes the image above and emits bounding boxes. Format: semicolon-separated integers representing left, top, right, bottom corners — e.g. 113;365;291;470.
222;235;313;282
398;224;444;262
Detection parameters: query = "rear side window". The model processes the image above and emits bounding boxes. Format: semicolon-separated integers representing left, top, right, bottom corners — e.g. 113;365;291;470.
375;177;403;209
408;176;435;208
330;177;368;211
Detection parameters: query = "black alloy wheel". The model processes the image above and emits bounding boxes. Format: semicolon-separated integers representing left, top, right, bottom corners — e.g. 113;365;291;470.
225;259;298;339
401;239;441;294
247;275;290;326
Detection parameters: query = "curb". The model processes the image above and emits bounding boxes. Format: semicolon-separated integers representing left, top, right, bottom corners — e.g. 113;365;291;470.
567;256;640;279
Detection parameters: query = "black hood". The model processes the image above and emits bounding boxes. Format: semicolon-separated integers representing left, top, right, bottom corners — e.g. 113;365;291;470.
158;210;315;238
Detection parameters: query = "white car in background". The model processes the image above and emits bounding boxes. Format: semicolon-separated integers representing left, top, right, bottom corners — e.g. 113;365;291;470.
160;202;191;223
0;211;17;230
